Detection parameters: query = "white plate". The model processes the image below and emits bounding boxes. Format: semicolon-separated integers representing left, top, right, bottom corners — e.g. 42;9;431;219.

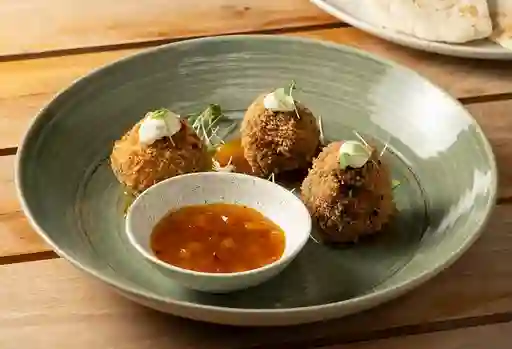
311;0;512;60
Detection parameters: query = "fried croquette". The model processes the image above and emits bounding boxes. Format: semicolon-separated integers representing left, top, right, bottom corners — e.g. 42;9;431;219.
110;119;210;194
301;142;395;243
240;93;321;176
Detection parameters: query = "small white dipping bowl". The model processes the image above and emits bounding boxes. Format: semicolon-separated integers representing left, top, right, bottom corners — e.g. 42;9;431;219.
125;172;312;293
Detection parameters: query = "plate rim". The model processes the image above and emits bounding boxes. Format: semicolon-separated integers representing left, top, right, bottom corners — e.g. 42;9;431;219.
310;0;512;60
14;34;498;322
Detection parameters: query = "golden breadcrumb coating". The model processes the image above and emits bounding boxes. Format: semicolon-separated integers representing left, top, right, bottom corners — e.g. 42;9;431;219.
301;142;395;243
240;93;321;176
110;120;211;194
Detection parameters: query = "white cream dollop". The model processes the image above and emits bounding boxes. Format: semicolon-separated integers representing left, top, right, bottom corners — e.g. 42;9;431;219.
138;109;182;146
338;140;372;169
263;88;295;112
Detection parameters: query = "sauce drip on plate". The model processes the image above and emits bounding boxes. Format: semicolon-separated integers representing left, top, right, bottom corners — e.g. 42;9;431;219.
213;138;255;175
150;203;286;273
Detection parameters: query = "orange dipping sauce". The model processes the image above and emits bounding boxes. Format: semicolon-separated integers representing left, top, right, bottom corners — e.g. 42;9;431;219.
150;203;286;273
213;138;255;175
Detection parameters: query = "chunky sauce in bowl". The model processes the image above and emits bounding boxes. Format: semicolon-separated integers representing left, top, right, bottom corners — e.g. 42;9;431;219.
150;203;286;273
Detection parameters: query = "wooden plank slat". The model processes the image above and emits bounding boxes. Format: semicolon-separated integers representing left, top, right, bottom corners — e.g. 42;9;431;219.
320;322;512;349
0;0;337;57
0;49;140;149
468;101;512;199
0;203;511;349
3;28;512;150
0;156;50;259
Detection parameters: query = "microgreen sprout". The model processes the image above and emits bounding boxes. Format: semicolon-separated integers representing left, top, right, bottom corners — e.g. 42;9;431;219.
318;114;325;145
185;103;232;150
309;234;320;244
148;108;170;120
352;130;370;149
379;142;389;159
287;80;297;97
392;179;401;190
284;79;301;119
213;156;235;173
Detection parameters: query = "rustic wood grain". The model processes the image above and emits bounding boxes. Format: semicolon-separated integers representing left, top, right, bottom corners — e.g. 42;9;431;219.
0;203;511;349
0;156;51;259
0;0;337;56
468;101;512;200
0;49;140;149
320;322;512;349
3;28;512;150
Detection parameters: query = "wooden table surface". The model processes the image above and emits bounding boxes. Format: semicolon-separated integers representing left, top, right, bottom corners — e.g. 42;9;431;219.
1;1;512;348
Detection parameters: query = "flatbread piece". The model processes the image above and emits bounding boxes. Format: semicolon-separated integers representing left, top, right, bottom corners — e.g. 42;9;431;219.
361;0;493;43
489;0;512;49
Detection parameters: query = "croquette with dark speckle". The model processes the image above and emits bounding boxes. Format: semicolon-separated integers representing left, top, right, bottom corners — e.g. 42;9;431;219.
301;141;395;243
240;93;321;176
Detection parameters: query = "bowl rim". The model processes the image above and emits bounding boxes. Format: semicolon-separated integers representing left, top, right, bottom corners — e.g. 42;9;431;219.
14;34;498;316
125;171;312;279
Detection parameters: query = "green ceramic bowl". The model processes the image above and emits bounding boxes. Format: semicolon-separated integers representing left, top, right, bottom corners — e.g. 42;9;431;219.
15;35;497;326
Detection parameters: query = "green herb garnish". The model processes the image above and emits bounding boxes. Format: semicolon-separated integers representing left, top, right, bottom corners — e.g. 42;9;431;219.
286;80;297;97
185;103;237;150
392;179;401;190
122;190;136;217
209;103;222;117
187;104;222;125
148;108;170;120
339;151;348;169
338;140;371;170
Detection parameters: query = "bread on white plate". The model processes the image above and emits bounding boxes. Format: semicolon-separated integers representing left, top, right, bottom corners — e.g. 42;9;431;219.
340;0;493;43
489;0;512;49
